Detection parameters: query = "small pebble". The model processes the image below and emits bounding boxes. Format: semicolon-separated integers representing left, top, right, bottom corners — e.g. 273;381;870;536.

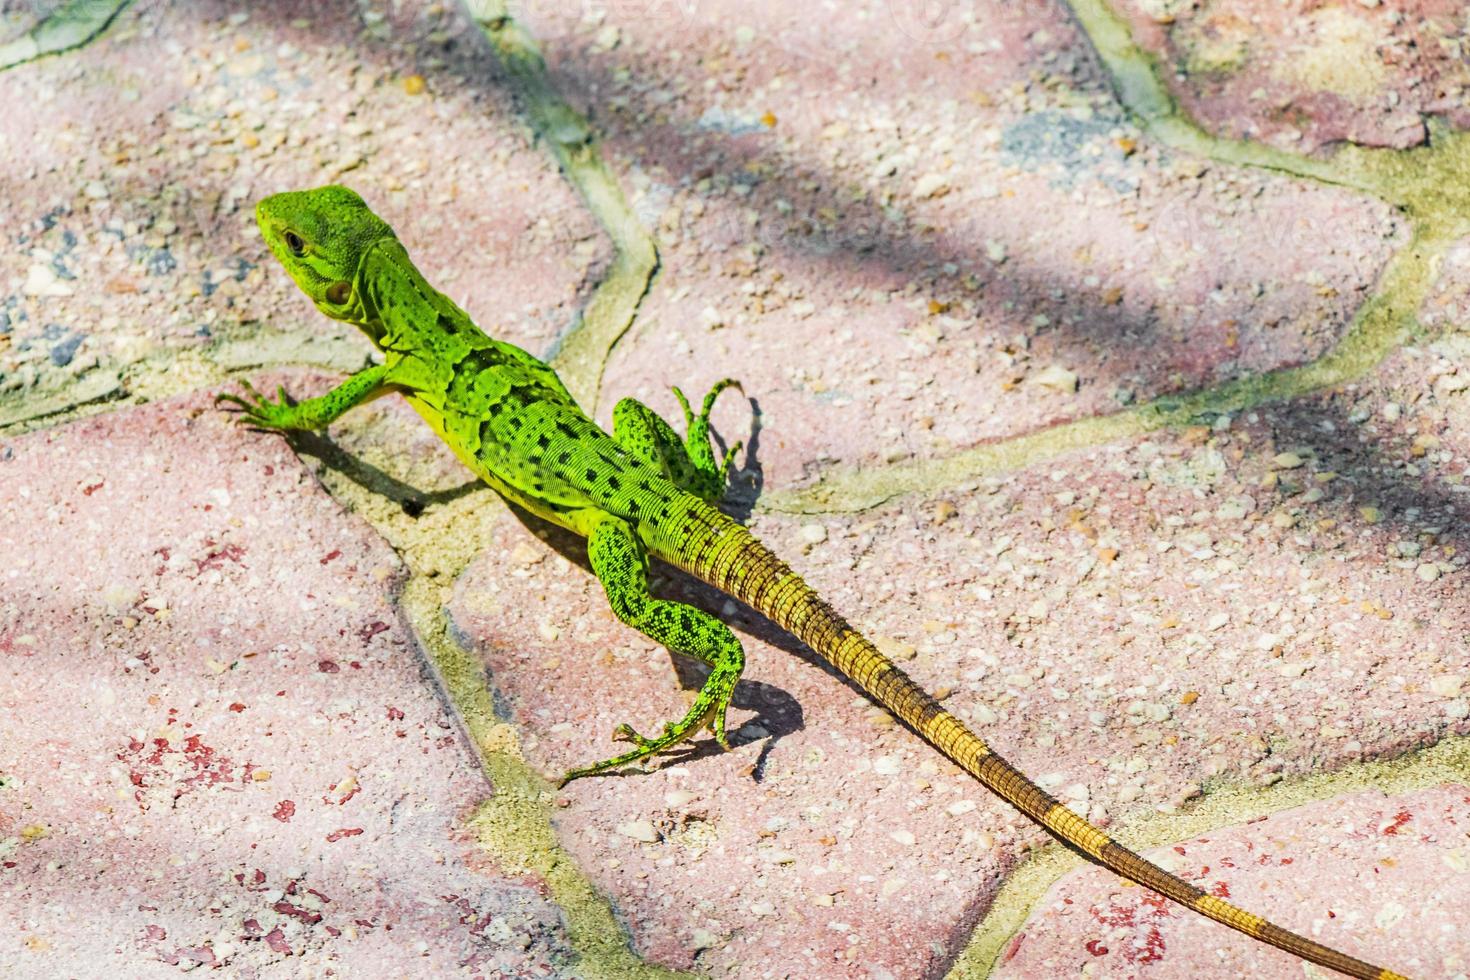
616;820;659;843
913;173;950;199
1429;675;1464;698
1032;365;1079;393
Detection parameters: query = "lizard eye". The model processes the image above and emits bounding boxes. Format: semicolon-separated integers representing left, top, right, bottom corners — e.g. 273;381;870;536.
283;231;306;256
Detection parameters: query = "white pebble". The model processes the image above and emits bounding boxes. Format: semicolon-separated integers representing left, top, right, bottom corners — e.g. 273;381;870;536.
913;173;950;199
616;820;659;843
1032;365;1079;393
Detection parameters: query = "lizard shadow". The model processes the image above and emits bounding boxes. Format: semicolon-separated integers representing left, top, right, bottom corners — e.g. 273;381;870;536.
716;395;765;524
279;428;484;514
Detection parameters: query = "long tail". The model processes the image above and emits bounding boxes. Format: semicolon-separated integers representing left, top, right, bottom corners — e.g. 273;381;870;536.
672;511;1406;980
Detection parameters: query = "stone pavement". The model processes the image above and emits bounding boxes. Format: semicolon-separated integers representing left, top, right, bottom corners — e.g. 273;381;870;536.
1;1;1468;978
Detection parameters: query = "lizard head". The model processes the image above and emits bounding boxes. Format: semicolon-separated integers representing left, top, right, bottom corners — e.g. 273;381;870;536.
256;185;392;326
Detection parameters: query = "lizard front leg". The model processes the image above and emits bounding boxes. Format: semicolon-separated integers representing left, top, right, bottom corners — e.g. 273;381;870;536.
611;378;742;502
559;513;746;785
216;363;393;431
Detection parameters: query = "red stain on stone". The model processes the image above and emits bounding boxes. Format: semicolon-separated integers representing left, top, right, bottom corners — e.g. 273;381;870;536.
326;827;363;842
1134;927;1166;965
193;540;247;575
162;945;216;968
1084;939;1109;956
274;899;323;925
1140;892;1170;915
273;800;296;823
1093;902;1135;928
179;735;232;785
320;549;342;564
443;894;494;935
356;620;390;644
234;869;267;890
1092;892;1170;965
1211;880;1231;898
1001;932;1026;962
81;480;104;496
228;702;246;712
324;779;360;806
1381;809;1413;834
386;706;405;721
318;660;340;673
117;723;238;807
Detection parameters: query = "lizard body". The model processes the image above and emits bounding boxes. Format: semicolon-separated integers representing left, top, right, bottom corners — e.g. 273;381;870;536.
221;186;1408;980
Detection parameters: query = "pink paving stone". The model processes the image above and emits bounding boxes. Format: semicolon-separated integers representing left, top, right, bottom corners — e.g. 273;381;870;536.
993;785;1470;979
515;0;1400;491
0;395;573;977
1111;0;1470;152
0;0;603;396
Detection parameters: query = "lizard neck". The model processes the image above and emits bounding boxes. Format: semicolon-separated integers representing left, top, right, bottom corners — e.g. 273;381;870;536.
353;237;469;352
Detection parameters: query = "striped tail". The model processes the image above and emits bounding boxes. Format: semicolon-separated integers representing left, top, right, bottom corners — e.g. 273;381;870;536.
673;511;1406;980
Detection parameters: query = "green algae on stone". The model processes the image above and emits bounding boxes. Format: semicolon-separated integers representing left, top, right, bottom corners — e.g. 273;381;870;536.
0;0;131;70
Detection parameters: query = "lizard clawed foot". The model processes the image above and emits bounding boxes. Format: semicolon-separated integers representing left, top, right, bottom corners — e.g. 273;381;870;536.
611;721;670;749
671;378;746;500
719;440;744;483
672;378;743;434
558;671;740;786
215;379;301;431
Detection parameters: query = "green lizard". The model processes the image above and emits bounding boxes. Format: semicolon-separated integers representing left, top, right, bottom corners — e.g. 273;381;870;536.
220;186;1408;980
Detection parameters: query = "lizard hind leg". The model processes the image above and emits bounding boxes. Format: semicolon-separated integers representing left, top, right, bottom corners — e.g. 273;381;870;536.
610;378;742;502
559;514;746;786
